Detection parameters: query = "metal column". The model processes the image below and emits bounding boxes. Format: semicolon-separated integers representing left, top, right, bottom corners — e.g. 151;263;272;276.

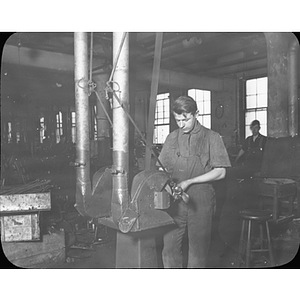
74;32;92;216
288;35;299;137
113;32;161;268
265;33;289;138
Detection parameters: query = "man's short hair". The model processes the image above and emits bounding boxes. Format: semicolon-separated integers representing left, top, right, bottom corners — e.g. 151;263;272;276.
172;95;198;115
250;120;260;127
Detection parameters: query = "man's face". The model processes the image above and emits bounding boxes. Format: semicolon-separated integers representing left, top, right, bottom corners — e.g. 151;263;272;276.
173;111;198;134
250;124;260;136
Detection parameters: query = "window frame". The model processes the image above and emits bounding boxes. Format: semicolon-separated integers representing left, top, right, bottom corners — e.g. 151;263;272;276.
244;76;268;137
187;88;211;129
153;92;170;145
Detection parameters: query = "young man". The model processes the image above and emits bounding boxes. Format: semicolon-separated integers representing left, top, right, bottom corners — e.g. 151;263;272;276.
158;95;231;268
235;120;267;177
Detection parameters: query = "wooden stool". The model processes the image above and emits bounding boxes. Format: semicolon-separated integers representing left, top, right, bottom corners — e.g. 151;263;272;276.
236;209;275;268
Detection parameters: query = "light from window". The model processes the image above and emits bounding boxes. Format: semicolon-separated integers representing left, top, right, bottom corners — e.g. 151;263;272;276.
188;89;211;129
7;122;12;143
16;123;20;143
56;111;63;143
71;111;76;143
153;93;170;144
245;77;268;137
40;117;45;143
93;105;98;140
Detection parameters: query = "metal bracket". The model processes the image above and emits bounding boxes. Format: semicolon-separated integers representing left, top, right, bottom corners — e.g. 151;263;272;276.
70;161;86;167
118;207;138;233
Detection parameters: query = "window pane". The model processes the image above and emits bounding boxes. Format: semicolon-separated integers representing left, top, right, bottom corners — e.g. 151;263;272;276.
246;95;256;109
157;112;163;119
203;115;211;129
153;125;169;144
245;111;256;125
196;89;204;101
203;101;211;114
257;77;268;94
188;89;196;99
203;91;210;101
257;93;267;107
197;115;204;125
197;101;204;114
260;124;267;136
256;110;267;126
245;125;252;138
246;79;257;95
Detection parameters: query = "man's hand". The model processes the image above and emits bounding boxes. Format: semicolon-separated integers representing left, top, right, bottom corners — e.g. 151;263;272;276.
177;179;192;192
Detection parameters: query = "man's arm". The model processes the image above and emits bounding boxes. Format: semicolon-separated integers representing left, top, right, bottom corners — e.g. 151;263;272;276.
177;167;226;191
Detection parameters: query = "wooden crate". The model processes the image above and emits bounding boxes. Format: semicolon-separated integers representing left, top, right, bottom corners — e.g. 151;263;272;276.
0;212;40;242
2;229;66;268
0;192;51;213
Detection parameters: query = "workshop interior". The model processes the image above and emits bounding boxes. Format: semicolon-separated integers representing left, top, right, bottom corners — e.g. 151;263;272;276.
1;32;300;268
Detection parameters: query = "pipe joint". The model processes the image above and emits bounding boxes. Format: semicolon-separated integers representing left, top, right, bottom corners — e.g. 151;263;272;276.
111;166;126;175
70;161;86;168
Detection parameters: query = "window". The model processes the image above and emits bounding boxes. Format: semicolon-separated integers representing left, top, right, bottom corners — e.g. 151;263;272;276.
188;89;211;129
93;105;98;140
7;122;12;143
56;111;63;143
71;111;76;143
153;93;170;144
245;77;268;137
15;123;21;143
40;117;45;143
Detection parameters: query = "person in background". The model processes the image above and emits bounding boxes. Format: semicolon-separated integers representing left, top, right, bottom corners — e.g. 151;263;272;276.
235;120;267;178
158;95;231;268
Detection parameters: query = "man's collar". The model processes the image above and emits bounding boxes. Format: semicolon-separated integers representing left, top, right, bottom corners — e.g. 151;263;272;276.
191;121;202;134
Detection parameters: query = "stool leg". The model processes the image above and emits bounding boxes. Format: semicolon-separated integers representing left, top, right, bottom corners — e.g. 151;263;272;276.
265;221;274;266
236;219;245;267
246;220;252;268
259;223;264;250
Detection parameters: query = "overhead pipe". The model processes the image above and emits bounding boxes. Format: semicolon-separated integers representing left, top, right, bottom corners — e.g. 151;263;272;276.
74;32;92;216
288;35;299;137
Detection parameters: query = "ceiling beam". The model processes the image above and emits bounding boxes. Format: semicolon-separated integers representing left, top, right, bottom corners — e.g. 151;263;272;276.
2;45;105;72
136;65;224;91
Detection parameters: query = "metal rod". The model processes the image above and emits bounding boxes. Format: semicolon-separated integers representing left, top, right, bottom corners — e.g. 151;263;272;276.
95;89;113;128
145;32;164;170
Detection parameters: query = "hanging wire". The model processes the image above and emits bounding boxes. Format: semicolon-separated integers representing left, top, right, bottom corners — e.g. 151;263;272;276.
94;90;113;127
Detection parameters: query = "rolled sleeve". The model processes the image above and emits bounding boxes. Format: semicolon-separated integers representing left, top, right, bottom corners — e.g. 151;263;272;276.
209;132;231;168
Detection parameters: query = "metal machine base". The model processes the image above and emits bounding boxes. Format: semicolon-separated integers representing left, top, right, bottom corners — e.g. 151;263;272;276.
116;230;160;268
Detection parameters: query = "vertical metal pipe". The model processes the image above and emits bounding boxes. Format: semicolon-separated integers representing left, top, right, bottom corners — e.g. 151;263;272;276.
74;32;91;215
288;36;299;137
112;32;129;220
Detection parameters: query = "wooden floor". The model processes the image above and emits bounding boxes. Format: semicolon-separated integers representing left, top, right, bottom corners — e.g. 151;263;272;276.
1;177;300;269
